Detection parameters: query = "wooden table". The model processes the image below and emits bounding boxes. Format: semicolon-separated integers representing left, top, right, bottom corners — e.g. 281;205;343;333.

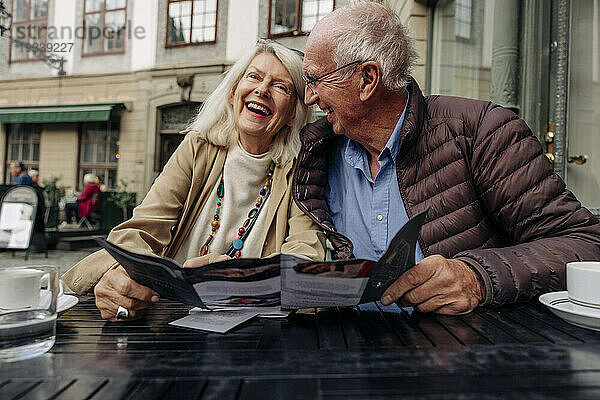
1;297;600;399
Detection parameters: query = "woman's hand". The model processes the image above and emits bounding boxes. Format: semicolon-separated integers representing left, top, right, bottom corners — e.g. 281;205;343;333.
183;253;231;268
94;265;159;321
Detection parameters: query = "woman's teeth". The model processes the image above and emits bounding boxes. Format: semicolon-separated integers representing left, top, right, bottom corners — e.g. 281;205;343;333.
246;102;272;116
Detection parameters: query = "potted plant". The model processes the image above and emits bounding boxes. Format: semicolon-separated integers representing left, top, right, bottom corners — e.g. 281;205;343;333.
107;179;137;223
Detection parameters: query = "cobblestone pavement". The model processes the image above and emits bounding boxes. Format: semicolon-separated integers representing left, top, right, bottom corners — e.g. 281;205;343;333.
0;247;100;275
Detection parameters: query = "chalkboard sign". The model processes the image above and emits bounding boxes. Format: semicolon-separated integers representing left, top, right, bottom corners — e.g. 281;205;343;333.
0;186;39;249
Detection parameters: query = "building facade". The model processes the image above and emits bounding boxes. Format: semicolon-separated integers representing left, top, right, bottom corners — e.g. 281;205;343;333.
0;0;597;217
421;0;599;216
0;0;352;198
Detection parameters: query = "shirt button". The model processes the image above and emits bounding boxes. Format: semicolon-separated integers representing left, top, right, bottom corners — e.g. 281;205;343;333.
377;214;383;221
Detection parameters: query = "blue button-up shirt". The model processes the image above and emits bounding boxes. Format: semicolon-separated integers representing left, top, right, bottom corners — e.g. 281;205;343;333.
326;97;424;262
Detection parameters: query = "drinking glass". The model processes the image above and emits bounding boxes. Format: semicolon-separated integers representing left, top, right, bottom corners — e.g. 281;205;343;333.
0;265;59;362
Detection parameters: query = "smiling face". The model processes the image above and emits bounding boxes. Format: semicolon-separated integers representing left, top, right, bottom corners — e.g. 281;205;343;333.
303;24;363;138
229;52;296;154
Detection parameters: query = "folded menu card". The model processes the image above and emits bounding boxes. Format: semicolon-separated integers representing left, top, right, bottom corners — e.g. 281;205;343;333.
96;209;428;310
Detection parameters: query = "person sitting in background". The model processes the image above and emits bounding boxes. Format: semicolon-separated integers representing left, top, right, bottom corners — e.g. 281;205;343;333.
64;174;101;224
97;175;107;192
29;169;43;189
9;161;33;186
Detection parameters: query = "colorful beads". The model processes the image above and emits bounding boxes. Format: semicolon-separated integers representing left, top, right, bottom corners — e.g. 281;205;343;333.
201;163;275;259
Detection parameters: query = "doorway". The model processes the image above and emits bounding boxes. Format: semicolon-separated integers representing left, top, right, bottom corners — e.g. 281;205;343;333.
545;0;599;216
155;102;202;173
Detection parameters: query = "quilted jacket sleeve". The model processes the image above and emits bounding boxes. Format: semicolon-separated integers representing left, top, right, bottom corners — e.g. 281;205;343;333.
456;104;600;307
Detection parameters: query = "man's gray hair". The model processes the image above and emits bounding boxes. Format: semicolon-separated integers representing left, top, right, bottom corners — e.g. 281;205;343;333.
331;1;418;92
187;40;309;166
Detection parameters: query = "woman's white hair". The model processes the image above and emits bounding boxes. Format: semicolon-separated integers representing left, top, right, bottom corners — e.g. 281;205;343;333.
83;173;98;185
187;39;310;166
331;1;418;92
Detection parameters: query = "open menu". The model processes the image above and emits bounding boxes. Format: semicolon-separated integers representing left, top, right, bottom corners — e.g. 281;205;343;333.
96;209;427;310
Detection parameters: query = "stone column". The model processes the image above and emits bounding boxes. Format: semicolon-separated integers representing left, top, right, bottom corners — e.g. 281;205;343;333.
491;0;521;110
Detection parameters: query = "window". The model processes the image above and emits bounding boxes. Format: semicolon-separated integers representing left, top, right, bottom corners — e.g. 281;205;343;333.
269;0;333;37
83;0;127;55
5;123;41;183
79;121;119;190
166;0;217;47
454;0;472;40
429;0;492;100
9;0;48;62
156;103;200;171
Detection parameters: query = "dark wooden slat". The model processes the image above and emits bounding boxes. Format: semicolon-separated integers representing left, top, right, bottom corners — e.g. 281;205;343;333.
53;341;261;353
322;389;600;400
126;379;173;400
379;304;434;348
239;378;319;400
200;379;241;400
279;312;318;350
408;311;463;347
434;315;492;345
338;307;377;349
18;378;75;400
475;308;549;344
458;312;520;345
84;378;139;400
256;319;284;350
356;303;404;347
0;379;43;399
161;379;207;400
52;378;108;400
319;370;600;396
316;308;347;350
500;306;584;344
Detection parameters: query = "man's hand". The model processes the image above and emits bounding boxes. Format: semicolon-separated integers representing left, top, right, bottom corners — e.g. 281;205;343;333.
183;253;231;268
380;255;485;315
94;265;159;321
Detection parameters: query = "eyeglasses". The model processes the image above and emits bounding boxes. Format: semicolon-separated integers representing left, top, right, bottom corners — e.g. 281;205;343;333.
302;60;364;95
257;38;305;59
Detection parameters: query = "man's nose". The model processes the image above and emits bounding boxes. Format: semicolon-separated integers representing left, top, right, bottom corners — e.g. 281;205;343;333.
304;86;318;105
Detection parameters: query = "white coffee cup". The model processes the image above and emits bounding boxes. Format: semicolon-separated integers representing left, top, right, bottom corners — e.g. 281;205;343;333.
567;261;600;309
0;268;44;310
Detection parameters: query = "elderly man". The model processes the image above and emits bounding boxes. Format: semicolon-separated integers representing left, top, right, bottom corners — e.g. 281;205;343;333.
293;1;600;314
9;161;33;186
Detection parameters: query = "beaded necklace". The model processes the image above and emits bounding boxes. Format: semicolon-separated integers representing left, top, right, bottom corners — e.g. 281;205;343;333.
200;162;275;258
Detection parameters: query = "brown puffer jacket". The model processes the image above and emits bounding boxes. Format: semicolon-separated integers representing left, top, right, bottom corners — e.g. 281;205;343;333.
293;77;600;307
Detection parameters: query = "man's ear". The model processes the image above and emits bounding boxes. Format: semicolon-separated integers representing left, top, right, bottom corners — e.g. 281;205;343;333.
286;104;296;127
229;83;238;106
359;61;381;102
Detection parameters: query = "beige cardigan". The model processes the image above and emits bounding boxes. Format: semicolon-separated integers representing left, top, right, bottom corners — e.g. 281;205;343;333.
62;132;326;294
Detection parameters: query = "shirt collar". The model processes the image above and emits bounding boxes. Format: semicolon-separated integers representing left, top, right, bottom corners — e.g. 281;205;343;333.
383;92;410;162
342;92;410;169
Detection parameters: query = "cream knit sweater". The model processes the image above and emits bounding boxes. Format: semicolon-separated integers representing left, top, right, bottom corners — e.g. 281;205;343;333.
174;140;272;264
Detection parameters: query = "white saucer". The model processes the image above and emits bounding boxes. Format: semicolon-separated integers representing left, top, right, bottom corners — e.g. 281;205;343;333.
57;295;78;314
539;291;600;332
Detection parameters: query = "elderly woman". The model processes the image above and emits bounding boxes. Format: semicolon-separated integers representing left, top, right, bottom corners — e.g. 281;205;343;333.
63;173;101;225
63;40;325;321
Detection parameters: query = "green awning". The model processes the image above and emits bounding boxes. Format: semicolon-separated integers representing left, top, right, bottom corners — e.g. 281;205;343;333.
0;104;123;123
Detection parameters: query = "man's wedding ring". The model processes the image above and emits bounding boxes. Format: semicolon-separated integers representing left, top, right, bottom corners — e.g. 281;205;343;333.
116;305;129;319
